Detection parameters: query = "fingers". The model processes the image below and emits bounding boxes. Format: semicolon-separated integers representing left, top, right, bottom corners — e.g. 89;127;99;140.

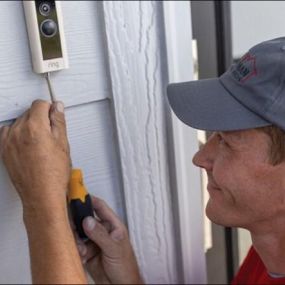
77;240;100;264
0;102;48;153
29;100;51;128
1;100;67;145
77;242;88;257
85;257;111;284
49;101;68;144
82;217;116;255
11;110;30;130
0;109;30;156
76;197;129;261
101;220;113;233
91;196;123;230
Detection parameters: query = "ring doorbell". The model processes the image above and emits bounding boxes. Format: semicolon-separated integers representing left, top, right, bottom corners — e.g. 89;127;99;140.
23;1;69;73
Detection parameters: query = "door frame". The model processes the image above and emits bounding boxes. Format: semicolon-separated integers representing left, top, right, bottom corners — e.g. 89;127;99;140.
163;2;207;284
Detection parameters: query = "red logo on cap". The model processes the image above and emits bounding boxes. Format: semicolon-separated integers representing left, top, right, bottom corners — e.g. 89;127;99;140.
232;53;257;83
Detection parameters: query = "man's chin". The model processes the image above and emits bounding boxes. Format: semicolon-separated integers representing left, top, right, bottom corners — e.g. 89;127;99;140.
205;202;240;228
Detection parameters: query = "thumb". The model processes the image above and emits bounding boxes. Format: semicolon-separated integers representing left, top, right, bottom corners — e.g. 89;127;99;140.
49;101;67;142
83;217;116;255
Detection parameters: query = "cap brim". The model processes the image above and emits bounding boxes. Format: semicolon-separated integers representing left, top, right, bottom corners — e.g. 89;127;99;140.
167;78;271;131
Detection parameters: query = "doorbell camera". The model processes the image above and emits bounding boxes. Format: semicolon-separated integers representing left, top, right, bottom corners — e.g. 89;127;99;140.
39;2;52;16
23;0;69;74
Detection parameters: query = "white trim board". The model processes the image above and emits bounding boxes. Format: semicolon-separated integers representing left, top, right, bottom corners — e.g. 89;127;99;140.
102;1;181;283
163;1;207;284
102;1;207;284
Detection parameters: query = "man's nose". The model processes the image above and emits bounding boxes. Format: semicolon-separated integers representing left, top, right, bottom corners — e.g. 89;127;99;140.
192;135;216;171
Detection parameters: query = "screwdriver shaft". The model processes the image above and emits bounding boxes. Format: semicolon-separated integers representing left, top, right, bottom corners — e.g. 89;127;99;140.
45;72;57;103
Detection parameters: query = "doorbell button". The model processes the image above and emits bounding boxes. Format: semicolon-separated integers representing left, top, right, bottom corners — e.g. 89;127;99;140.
40;19;57;37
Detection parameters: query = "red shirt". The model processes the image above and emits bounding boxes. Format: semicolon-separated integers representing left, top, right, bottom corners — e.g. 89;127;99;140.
232;246;285;284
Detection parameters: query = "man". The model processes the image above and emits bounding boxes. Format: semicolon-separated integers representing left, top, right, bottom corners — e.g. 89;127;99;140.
1;36;285;284
167;37;285;284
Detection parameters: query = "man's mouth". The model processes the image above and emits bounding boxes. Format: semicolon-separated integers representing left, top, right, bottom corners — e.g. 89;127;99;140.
207;184;221;192
206;172;222;192
207;177;222;192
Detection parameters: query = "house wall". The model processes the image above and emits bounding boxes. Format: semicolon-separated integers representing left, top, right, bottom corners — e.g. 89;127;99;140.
0;1;205;283
231;1;285;58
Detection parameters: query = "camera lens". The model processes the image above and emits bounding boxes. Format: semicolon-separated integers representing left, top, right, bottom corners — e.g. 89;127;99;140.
40;19;57;37
39;2;51;16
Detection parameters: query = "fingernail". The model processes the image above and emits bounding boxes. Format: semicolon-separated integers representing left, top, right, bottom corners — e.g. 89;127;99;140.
84;216;96;231
56;101;64;113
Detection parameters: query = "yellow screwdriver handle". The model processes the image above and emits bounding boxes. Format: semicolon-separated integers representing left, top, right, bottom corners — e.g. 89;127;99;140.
68;169;88;203
68;169;94;240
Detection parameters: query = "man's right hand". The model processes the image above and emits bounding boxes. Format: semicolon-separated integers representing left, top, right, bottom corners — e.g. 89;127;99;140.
0;100;71;218
76;196;143;284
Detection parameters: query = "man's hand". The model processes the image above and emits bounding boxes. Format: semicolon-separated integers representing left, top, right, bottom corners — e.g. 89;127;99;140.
0;100;87;284
0;100;71;217
76;196;143;284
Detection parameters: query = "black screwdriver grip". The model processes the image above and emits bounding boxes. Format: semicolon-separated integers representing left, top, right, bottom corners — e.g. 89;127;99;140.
69;194;94;240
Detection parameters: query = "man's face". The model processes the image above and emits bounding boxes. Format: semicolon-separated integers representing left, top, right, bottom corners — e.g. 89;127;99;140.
192;129;285;231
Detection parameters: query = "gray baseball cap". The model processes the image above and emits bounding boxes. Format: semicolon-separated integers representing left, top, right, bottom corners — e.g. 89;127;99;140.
167;37;285;131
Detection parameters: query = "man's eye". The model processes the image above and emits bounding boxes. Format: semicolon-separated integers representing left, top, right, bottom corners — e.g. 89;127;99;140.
217;133;227;145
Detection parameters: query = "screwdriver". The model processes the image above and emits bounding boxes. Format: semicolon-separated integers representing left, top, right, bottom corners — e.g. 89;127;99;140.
45;73;94;240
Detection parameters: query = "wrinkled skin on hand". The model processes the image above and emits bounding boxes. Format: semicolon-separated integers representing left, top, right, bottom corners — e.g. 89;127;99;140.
1;99;143;284
0;100;88;284
0;100;71;213
76;196;144;284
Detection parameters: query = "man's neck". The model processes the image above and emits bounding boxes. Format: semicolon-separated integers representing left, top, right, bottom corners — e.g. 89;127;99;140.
251;225;285;274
